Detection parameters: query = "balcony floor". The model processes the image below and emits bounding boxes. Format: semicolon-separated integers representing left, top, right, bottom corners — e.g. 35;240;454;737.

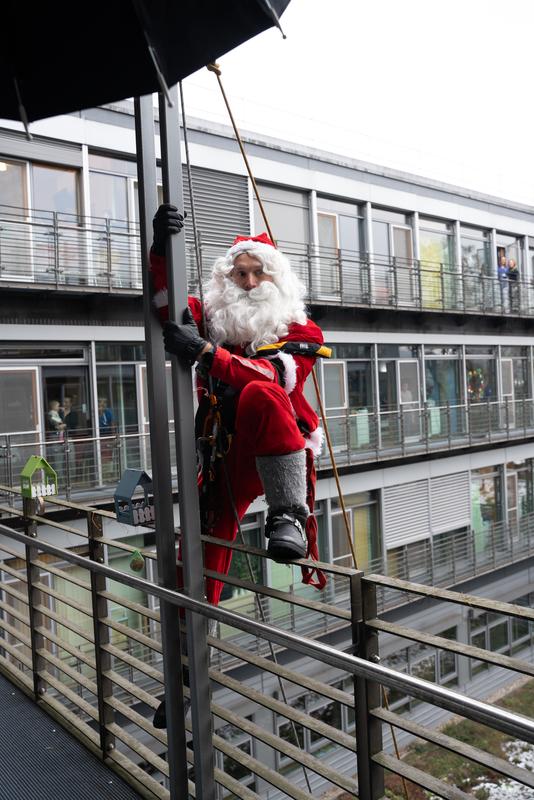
0;671;141;800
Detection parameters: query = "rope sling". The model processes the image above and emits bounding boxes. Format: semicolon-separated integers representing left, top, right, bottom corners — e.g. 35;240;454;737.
181;66;410;800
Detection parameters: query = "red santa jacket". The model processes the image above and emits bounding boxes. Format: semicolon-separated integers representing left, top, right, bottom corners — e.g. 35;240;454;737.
187;296;324;455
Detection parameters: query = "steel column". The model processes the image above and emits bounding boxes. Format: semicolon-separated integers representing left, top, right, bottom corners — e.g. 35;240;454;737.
355;576;384;800
87;510;115;756
134;94;190;800
158;88;216;800
22;496;46;701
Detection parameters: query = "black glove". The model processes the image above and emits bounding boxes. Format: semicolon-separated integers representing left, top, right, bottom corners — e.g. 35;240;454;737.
152;204;186;256
163;308;208;365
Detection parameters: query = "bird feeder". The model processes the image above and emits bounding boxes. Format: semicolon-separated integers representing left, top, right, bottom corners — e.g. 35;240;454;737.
20;456;58;499
114;469;155;526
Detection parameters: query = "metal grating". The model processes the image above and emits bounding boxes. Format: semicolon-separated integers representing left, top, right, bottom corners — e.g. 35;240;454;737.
0;672;141;800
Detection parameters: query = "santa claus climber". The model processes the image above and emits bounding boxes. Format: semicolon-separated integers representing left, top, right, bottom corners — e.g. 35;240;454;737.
150;203;328;611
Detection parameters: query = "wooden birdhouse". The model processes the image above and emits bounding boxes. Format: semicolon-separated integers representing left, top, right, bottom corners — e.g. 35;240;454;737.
114;469;155;526
20;456;58;499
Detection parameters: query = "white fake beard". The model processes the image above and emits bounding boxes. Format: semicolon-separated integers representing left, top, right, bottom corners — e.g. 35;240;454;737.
204;279;303;353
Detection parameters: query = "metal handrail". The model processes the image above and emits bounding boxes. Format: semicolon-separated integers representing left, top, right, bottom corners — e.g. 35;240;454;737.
1;206;532;316
2;516;534;800
2;397;533;502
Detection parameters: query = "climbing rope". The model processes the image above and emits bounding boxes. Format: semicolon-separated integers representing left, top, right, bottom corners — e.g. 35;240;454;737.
206;61;356;567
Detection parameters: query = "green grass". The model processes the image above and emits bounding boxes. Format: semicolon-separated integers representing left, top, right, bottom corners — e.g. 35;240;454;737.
334;679;534;800
381;678;534;799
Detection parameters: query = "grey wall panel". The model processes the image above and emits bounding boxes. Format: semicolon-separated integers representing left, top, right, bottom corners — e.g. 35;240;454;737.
0;130;82;167
182;165;249;246
383;479;430;547
430;472;470;534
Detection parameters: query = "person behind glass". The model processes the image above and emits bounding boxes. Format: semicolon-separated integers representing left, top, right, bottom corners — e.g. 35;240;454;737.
46;400;67;438
61;396;79;433
497;255;509;311
98;397;114;432
507;258;519;311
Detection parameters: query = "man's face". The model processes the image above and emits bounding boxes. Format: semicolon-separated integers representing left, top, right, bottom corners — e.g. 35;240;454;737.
230;253;274;292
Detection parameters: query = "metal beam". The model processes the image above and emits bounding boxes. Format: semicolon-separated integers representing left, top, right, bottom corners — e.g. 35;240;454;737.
134;93;189;799
157;87;216;800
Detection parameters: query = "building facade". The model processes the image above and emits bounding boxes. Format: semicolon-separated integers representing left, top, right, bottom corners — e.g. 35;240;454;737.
1;101;534;796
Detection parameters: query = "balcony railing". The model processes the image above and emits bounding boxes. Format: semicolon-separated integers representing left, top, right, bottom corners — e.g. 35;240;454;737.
1;491;534;798
1;206;533;317
1;397;533;504
320;396;534;468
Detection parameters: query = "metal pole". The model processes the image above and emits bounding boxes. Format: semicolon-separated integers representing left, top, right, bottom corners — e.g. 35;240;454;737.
158;87;216;800
22;496;46;701
134;94;190;800
87;510;115;757
355;575;385;800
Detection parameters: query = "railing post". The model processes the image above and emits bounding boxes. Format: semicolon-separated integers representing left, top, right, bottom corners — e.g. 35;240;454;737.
353;574;384;800
6;435;14;499
105;218;113;290
337;247;343;304
87;510;116;757
22;496;46;701
53;211;60;289
392;256;398;308
400;408;406;456
64;430;72;501
440;262;445;311
307;243;314;304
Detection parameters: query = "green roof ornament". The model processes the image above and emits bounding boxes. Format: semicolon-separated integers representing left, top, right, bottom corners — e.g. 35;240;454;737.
20;456;58;499
114;469;155;526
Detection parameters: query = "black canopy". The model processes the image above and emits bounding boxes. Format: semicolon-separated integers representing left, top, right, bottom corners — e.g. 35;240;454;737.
1;0;290;123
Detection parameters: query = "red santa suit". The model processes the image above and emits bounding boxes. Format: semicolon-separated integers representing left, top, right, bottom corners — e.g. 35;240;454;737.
150;243;327;606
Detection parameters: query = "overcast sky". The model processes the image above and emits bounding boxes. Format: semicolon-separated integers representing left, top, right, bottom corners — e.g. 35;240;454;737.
182;0;533;206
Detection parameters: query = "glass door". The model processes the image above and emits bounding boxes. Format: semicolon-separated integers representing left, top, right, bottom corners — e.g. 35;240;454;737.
506;471;519;541
500;358;515;429
0;367;42;483
391;225;415;307
0;160;31;282
316;212;340;298
397;360;421;441
41;366;93;489
321;360;348;452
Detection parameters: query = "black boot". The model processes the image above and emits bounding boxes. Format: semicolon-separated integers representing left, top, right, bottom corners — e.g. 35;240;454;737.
153;698;167;729
152;696;191;729
266;506;308;562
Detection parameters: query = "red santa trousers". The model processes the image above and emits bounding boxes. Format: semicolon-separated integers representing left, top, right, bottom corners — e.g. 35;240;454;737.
177;380;311;605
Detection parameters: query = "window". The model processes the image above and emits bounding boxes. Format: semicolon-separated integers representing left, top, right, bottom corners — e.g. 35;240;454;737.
384;627;458;713
419;217;455;309
460;225;491;275
469;594;534;677
90;171;129;224
216;721;254;796
386;539;431;582
0;368;40;435
32;164;79;218
253;184;309;247
0;159;26;209
331;491;380;573
276;689;343;770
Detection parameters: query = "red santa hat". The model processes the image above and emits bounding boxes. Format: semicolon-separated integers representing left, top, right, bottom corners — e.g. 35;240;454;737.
226;231;277;260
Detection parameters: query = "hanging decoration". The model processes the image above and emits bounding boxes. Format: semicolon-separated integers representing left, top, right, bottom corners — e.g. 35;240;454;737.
467;367;485;401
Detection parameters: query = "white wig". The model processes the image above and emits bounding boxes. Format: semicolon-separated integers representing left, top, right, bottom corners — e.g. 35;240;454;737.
204;236;308;353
